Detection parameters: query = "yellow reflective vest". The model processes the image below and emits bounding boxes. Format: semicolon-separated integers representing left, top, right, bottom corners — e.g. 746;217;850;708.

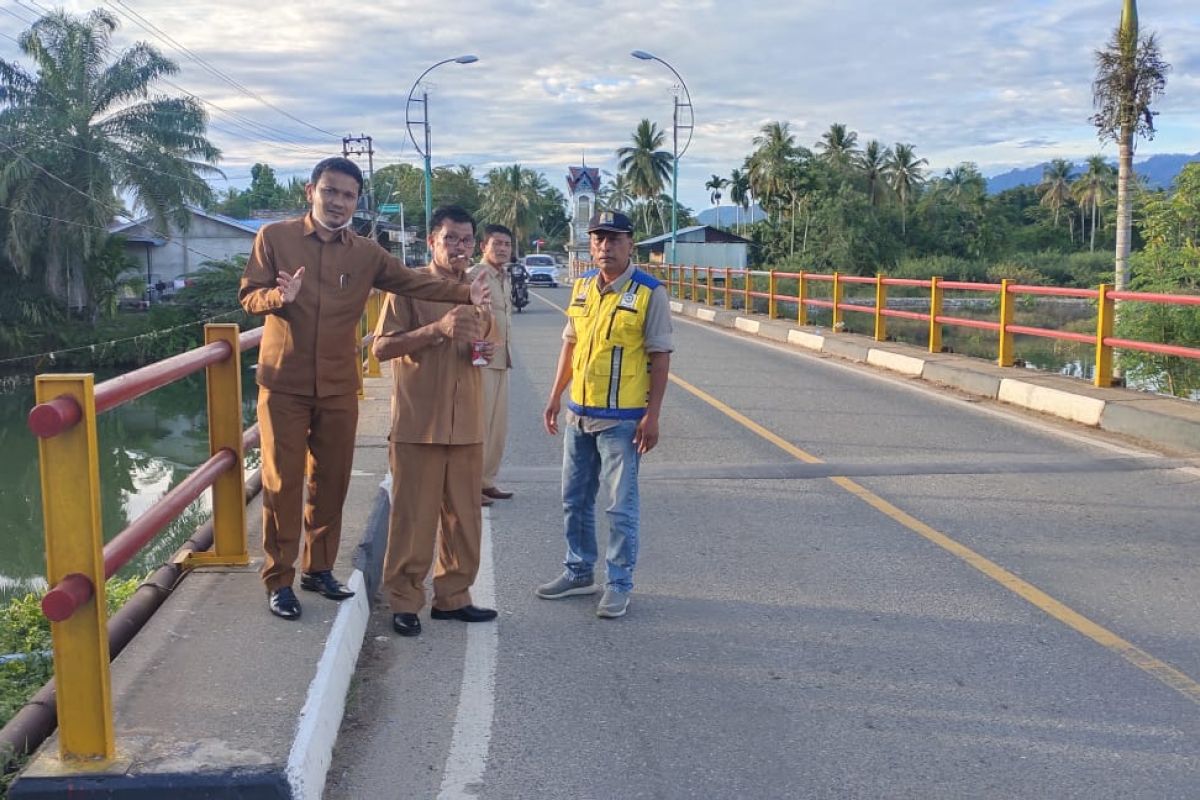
565;268;660;420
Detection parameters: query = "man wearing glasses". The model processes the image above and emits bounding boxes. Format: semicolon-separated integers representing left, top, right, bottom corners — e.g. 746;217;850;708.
372;206;498;638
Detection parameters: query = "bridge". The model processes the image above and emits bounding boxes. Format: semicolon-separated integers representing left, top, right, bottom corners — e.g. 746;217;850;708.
5;279;1200;799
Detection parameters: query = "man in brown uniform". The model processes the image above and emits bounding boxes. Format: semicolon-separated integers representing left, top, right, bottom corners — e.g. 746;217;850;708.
372;205;498;638
239;158;490;621
468;224;515;505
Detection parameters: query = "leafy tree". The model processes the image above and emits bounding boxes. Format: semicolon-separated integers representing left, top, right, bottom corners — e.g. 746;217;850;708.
599;171;634;212
816;122;860;174
1072;155;1115;252
1037;158;1076;228
747;121;799;221
480;164;542;255
728;167;751;234
857;140;891;207
0;9;219;310
1091;0;1169;292
884;143;927;237
83;235;142;322
705;174;728;207
616;119;673;234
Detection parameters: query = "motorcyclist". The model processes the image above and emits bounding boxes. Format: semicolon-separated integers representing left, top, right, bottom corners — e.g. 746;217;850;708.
508;259;530;312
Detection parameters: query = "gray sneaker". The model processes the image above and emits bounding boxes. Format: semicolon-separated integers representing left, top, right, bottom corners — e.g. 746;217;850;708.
536;574;600;600
596;588;630;619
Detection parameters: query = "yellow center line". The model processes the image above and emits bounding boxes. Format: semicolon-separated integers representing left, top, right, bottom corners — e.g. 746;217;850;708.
669;372;1200;706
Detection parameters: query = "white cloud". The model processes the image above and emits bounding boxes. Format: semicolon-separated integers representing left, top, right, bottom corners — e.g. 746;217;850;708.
3;0;1197;210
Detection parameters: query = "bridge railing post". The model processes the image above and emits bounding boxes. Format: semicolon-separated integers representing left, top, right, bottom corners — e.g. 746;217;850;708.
184;324;249;567
706;267;714;306
768;270;777;320
743;269;751;313
832;272;843;330
929;276;944;353
724;268;731;310
874;273;887;341
998;279;1016;367
797;271;808;326
1095;283;1115;387
690;265;698;302
365;290;382;379
34;374;115;763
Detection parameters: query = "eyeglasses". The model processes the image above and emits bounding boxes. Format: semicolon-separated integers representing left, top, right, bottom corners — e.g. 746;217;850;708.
439;236;476;247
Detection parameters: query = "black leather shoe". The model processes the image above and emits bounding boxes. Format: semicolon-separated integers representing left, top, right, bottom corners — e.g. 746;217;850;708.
430;604;498;623
268;587;301;620
300;570;355;600
482;486;514;499
392;613;421;637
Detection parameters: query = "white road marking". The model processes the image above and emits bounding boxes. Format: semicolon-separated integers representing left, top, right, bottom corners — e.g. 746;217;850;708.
436;509;498;800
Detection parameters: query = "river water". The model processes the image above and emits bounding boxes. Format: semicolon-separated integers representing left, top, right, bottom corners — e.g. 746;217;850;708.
0;367;258;601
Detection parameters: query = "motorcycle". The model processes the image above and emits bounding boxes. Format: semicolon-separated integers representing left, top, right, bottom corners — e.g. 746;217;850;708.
508;261;530;313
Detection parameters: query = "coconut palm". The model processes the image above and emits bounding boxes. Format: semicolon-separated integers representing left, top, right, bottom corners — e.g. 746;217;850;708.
1091;0;1169;292
600;172;634;212
480;164;541;255
616;119;673;234
1037;159;1076;228
1072;156;1115;253
748;121;798;222
704;174;728;210
728;167;750;235
816;122;860;172
857;139;891;207
0;9;220;308
884;142;928;236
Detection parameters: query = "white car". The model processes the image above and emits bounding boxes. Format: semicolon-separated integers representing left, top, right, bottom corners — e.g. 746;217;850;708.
522;254;560;288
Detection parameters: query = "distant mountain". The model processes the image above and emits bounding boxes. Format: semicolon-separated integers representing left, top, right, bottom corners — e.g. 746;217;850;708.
986;153;1199;194
697;204;767;227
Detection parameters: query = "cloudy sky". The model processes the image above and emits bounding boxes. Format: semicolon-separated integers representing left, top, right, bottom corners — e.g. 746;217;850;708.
2;0;1198;213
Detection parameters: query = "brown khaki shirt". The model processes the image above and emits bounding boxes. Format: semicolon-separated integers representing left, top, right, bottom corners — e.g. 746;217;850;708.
467;260;511;370
375;266;492;445
239;214;471;397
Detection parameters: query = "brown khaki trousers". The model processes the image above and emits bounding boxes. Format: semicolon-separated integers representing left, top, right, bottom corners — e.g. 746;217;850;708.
384;442;482;614
257;388;359;591
480;368;509;491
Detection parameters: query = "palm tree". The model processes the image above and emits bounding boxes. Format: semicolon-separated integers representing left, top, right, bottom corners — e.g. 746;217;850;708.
600;172;634;212
1072;156;1116;252
884;143;928;236
857;139;891;207
0;9;219;309
748;121;798;222
616;119;673;235
704;174;728;214
728;167;751;235
1037;159;1076;228
480;165;541;256
1091;0;1169;292
816;122;860;172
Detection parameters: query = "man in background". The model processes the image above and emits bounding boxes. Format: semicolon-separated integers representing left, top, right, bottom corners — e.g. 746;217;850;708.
469;224;516;506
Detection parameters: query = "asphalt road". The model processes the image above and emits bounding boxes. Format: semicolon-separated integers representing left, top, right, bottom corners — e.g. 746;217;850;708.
326;286;1200;800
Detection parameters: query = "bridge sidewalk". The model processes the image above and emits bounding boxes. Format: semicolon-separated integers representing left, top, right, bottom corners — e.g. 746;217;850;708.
671;299;1200;455
11;377;395;800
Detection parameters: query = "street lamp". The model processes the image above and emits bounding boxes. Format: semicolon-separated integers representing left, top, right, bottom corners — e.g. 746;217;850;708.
405;55;479;239
631;50;693;265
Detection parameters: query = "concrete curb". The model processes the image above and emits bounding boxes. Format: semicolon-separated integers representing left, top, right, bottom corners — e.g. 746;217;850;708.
285;569;370;800
671;298;1200;455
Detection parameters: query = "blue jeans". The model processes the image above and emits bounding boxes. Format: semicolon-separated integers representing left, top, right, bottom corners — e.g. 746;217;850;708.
561;420;641;592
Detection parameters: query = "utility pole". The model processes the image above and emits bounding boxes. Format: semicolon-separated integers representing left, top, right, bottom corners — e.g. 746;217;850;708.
342;134;376;240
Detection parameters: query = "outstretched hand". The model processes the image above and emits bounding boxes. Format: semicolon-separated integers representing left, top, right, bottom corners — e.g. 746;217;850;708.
277;266;305;304
470;270;492;308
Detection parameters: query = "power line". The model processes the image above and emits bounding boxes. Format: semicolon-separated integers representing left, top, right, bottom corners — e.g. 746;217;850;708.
0;4;35;25
104;0;340;141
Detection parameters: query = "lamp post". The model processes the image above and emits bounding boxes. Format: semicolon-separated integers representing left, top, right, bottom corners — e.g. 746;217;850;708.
631;50;693;265
405;55;479;240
